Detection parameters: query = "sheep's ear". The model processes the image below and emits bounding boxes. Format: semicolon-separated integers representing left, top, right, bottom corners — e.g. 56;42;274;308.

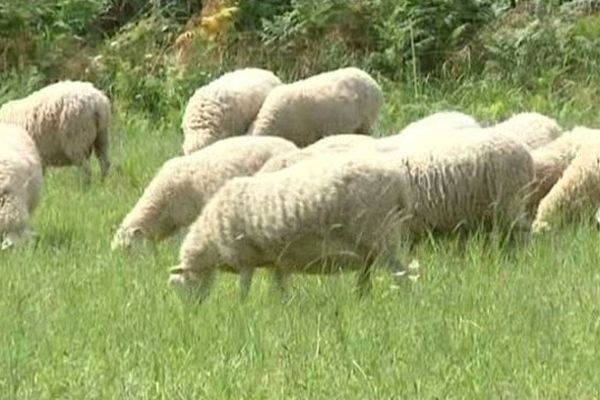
132;227;143;237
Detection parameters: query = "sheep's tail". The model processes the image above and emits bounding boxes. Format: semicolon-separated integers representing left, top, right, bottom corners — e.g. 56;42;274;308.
94;99;111;179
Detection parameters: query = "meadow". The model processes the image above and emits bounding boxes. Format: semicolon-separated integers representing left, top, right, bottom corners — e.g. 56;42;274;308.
2;76;600;399
3;1;600;398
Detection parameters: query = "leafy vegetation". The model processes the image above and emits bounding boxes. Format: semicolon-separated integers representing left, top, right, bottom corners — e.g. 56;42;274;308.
2;0;600;397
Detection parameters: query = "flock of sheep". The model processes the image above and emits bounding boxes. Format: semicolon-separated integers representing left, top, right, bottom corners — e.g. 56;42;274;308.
1;66;598;303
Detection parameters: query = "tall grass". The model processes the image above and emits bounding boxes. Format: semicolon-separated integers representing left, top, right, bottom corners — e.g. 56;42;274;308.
3;1;600;397
2;74;600;397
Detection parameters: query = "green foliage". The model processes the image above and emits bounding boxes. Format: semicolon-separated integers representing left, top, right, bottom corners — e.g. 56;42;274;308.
2;108;600;396
3;2;600;397
254;0;495;79
474;7;600;101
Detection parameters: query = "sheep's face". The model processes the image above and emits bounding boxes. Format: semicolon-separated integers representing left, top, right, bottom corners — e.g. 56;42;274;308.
168;266;213;304
0;191;29;250
111;226;146;251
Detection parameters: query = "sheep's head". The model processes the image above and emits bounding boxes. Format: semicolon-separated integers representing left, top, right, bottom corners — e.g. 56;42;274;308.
169;265;213;304
110;225;146;251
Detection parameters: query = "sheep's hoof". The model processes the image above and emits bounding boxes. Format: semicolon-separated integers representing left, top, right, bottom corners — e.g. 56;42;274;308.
531;221;550;235
391;259;421;288
1;237;13;251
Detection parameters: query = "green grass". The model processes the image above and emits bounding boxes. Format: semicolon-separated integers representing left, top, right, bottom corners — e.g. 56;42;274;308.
2;77;600;399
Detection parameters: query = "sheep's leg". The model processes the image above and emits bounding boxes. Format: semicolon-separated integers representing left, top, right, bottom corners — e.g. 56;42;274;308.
76;158;92;186
1;230;25;250
239;267;254;301
94;130;111;179
389;257;408;284
356;263;373;298
269;269;290;297
389;254;420;286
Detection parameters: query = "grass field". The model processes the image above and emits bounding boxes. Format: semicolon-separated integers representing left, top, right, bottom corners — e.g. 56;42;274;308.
2;78;600;399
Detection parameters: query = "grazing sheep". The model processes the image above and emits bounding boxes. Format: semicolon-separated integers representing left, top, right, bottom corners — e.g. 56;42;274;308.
181;68;282;155
247;67;383;147
529;127;598;211
0;123;43;249
267;126;535;239
377;127;535;237
169;152;412;303
532;128;600;233
491;112;562;150
111;136;298;250
0;80;111;183
398;111;480;137
259;134;375;173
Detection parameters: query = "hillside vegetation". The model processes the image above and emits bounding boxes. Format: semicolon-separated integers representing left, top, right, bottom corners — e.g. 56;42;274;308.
2;1;600;398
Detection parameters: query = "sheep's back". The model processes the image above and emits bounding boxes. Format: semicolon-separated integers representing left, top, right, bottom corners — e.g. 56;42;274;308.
385;131;534;233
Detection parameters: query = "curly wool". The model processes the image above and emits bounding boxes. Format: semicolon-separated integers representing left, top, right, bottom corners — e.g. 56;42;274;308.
258;134;375;173
181;68;282;155
490;112;562;150
247;67;383;147
399;111;480;136
0;123;43;248
528;127;598;211
0;80;111;181
377;127;535;236
111;136;297;250
169;151;412;302
532;127;600;232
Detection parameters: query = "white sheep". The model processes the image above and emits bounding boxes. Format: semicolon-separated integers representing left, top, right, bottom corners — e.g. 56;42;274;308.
169;151;412;302
0;80;111;183
181;68;282;155
532;127;600;233
247;67;383;147
259;133;375;173
0;123;43;249
376;127;535;237
398;111;480;137
169;129;534;302
528;127;597;212
111;136;298;250
269;126;534;238
491;111;562;150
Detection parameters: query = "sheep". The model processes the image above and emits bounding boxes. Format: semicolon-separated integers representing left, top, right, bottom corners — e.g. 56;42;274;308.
376;127;535;238
169;151;412;303
247;67;383;147
0;80;111;183
111;136;298;251
490;112;562;150
0;123;43;249
398;111;480;137
259;134;376;173
268;126;535;239
528;127;598;212
181;68;282;155
532;127;600;233
169;129;534;303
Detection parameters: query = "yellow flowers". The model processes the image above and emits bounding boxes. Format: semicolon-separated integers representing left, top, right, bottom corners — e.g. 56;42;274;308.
174;3;239;52
199;6;239;41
